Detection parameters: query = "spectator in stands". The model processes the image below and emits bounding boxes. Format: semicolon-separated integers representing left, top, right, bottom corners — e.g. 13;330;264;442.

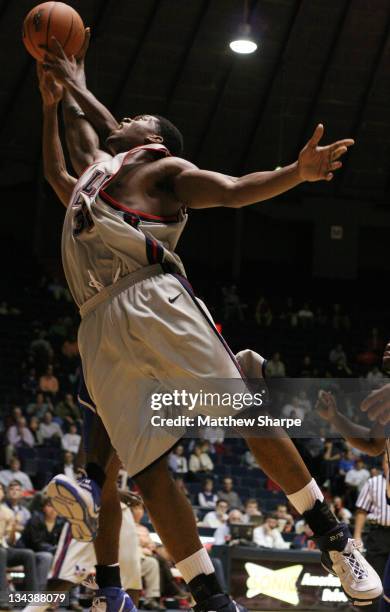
61;450;76;480
222;284;245;321
217;477;243;510
265;352;286;378
345;459;370;493
297;302;314;328
332;304;350;331
5;480;31;532
282;397;305;421
19;497;64;590
214;509;245;545
253;514;290;549
242;499;262;524
255;297;273;327
323;439;343;486
54;393;81;427
61;423;81;455
366;365;385;386
0;483;39;607
0;459;33;491
299;355;314;377
30;331;54;371
22;367;38;398
274;504;294;533
202;500;229;528
338;449;356;476
244;450;258;469
39;411;62;445
168;444;188;474
6;417;35;464
39;365;59;397
297;389;312;413
198;478;218;509
292;521;317;550
29;416;42;445
27;392;52;420
10;406;23;426
189;444;214;475
329;343;347;365
331;496;352;524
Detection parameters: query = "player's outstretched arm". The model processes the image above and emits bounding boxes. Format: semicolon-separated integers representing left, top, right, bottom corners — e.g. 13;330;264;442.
43;33;120;143
38;64;76;207
172;124;354;209
317;390;385;456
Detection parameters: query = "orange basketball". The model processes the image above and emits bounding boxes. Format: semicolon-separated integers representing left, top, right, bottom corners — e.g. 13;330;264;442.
22;2;85;62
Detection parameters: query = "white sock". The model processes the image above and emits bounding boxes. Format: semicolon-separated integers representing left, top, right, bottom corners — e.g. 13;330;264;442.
176;547;215;583
287;478;324;514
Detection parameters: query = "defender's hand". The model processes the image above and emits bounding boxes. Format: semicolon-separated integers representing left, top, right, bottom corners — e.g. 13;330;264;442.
316;390;338;421
37;62;63;106
298;124;354;182
361;383;390;424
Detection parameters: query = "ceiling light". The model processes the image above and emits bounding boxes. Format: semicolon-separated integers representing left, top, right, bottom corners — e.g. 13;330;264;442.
230;23;258;54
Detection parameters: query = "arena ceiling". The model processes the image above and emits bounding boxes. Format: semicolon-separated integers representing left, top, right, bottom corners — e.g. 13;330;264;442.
0;0;389;204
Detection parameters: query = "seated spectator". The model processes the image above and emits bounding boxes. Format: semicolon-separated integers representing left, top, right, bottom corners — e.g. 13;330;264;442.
22;367;39;398
292;521;317;550
61;423;81;454
189;444;214;474
6;416;35;464
5;480;31;532
0;482;40;605
168;444;188;474
27;392;52;420
332;496;352;524
242;498;262;524
253;514;290;549
19;497;64;590
198;477;218;509
297;302;314;327
62;451;76;480
214;509;245;545
217;477;243;510
202;499;229;528
338;450;355;475
39;411;62;445
329;343;346;365
55;393;81;427
0;458;33;491
255;297;273;327
39;365;59;397
345;459;370;492
265;352;286;378
281;397;305;421
29;416;43;445
274;503;294;533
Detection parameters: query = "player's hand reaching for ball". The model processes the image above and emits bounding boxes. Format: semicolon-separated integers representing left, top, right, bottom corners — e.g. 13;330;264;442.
43;27;91;87
298;123;354;182
37;62;63;106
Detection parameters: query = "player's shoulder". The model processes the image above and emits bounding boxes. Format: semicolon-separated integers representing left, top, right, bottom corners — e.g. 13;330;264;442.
152;155;197;177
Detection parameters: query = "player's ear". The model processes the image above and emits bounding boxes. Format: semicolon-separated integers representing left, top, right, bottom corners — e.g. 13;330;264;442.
146;134;163;145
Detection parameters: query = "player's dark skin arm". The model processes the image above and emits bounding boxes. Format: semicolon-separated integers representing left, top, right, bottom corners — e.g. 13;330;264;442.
44;35;119;143
37;64;76;206
317;391;386;456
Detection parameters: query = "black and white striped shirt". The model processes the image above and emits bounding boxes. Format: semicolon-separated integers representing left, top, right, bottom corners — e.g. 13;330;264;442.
356;474;390;526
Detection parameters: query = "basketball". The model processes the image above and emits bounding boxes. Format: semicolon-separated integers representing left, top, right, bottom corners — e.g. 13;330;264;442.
22;2;85;62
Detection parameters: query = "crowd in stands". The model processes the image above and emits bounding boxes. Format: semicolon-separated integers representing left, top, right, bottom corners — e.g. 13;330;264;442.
0;272;389;607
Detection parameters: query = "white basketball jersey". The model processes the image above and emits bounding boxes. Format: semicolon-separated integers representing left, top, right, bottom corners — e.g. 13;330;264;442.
62;144;188;308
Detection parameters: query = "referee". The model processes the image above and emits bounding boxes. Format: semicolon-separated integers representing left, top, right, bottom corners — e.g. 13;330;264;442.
355;454;390;612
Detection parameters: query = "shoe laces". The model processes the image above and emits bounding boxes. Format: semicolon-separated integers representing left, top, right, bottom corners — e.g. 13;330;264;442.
341;539;368;581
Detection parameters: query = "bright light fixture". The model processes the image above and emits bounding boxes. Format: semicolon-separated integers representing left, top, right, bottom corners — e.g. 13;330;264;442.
229;23;258;54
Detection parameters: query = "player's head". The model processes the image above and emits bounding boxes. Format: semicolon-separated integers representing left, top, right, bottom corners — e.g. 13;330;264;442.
105;114;184;157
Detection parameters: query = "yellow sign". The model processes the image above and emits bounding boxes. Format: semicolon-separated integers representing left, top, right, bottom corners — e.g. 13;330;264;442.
245;562;303;606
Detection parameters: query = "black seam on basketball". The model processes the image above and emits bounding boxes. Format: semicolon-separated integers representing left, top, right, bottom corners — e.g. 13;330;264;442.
46;1;55;53
26;17;42;59
63;13;74;52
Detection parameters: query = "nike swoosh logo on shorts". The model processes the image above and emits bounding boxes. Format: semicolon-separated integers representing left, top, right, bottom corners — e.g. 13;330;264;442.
168;292;183;303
